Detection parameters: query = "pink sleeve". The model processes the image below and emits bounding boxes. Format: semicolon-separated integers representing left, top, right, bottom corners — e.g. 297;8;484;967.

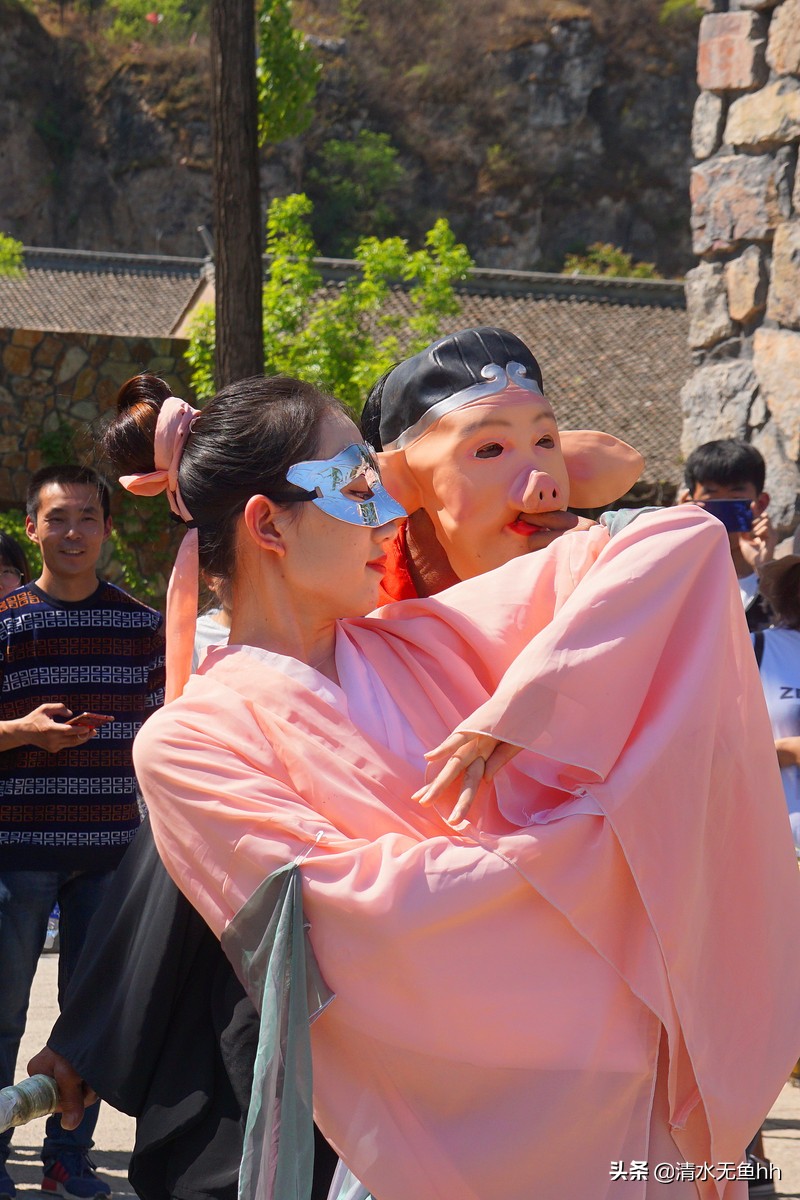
358;523;612;690
455;505;741;796
133;696;486;942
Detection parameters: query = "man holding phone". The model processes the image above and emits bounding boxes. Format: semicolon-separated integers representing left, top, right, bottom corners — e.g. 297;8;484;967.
680;438;777;632
0;465;164;1199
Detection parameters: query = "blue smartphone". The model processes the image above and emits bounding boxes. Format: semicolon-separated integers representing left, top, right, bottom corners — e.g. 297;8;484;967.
702;499;754;533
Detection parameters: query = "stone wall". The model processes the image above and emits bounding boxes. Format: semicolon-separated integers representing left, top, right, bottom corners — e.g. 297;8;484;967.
682;0;800;534
0;327;193;504
0;327;194;602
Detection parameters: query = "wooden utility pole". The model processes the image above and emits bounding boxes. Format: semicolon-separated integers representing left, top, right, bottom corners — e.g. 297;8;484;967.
209;0;264;388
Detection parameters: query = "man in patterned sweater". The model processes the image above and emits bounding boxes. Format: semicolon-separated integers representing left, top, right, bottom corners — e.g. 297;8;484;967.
0;465;164;1200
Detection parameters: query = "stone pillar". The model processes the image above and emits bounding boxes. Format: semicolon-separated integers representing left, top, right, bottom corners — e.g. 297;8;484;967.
682;0;800;535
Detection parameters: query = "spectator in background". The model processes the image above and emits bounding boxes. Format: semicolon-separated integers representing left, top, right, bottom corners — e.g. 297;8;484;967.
0;533;29;600
681;440;783;1195
753;556;800;847
680;439;777;631
0;465;164;1200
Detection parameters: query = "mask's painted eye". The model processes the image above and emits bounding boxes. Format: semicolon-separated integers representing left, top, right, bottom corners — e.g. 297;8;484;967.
536;434;556;448
474;443;503;459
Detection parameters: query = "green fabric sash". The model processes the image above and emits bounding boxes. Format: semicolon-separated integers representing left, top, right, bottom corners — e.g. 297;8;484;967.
221;864;372;1200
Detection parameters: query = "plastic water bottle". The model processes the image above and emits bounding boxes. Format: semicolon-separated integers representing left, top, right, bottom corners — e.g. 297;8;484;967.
0;1075;59;1133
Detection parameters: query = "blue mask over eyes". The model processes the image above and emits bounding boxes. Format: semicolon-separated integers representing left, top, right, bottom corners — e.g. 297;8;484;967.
286;443;407;528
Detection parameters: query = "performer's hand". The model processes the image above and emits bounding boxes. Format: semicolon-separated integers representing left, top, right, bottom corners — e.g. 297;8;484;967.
27;1047;97;1130
412;732;521;824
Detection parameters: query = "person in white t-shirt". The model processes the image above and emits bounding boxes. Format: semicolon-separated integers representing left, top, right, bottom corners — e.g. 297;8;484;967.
753;556;800;847
192;605;231;671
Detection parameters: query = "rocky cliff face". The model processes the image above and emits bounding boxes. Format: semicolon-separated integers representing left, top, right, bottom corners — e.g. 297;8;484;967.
0;0;215;254
0;0;699;274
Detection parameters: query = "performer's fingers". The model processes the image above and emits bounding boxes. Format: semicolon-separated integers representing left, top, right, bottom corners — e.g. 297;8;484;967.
413;750;475;806
483;741;522;783
423;731;473;763
446;758;486;825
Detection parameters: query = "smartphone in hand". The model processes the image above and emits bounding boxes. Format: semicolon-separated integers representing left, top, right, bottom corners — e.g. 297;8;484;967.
701;499;754;533
66;713;115;728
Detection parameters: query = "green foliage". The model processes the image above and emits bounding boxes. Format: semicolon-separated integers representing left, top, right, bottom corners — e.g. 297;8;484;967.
561;242;661;280
39;420;81;466
187;193;473;413
659;0;701;22
308;131;406;256
108;519;161;604
0;511;39;579
105;0;206;41
184;303;217;406
256;0;320;147
340;0;366;34
0;233;24;277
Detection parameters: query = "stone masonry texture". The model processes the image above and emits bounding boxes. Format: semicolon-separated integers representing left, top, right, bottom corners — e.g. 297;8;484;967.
697;12;768;92
685;0;800;535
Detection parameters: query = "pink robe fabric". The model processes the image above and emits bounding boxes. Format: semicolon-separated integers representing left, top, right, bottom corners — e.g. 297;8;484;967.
134;506;800;1200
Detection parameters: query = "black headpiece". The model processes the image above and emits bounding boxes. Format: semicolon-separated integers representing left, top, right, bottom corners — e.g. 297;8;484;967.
361;327;545;452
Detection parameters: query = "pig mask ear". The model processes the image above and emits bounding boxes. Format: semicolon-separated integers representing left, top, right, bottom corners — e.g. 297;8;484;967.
561;431;644;509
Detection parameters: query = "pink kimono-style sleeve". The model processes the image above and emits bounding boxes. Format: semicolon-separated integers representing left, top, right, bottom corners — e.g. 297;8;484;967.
447;503;800;1158
133;681;488;942
453;504;763;789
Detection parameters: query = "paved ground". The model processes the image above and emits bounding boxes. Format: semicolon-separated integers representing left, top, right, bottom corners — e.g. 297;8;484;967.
6;952;800;1197
8;954;137;1197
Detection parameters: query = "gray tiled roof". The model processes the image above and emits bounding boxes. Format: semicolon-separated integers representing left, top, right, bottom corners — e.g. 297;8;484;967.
1;247;689;489
0;248;206;337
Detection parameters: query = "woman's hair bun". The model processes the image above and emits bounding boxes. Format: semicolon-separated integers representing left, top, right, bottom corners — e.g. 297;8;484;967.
103;373;172;475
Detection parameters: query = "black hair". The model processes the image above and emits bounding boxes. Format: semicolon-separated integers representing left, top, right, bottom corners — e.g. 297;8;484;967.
683;439;766;496
759;559;800;632
360;366;396;452
26;465;111;522
102;373;348;586
0;532;29;584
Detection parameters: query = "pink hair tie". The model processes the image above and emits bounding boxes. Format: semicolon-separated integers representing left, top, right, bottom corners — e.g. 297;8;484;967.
119;394;201;704
119;394;199;523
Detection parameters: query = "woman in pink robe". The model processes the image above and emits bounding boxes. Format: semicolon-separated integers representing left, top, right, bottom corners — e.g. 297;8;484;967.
105;372;800;1200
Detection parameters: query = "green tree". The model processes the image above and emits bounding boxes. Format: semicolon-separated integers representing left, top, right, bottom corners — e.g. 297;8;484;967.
187;193;473;413
0;234;24;276
256;0;320;147
561;242;661;280
105;0;200;41
308;130;406;256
